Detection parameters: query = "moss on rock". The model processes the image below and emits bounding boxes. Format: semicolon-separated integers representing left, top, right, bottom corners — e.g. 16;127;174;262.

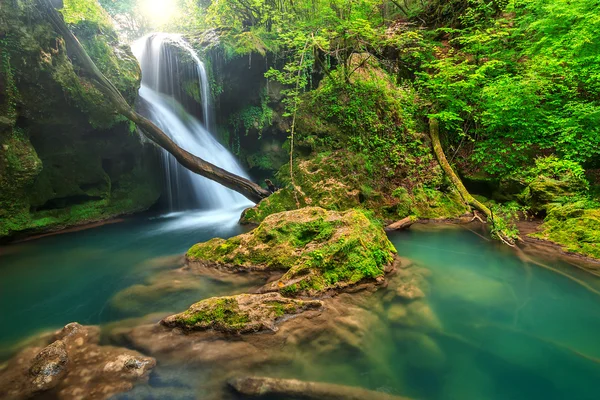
235;64;469;225
188;207;397;295
501;156;590;214
532;202;600;259
161;293;322;333
0;0;161;239
241;151;469;225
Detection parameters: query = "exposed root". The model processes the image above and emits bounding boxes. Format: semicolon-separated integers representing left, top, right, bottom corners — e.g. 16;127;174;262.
563;260;600;279
461;225;491;242
470;212;486;224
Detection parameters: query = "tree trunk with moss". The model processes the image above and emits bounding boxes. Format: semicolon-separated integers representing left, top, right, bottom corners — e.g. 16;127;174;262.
429;119;515;245
37;0;271;204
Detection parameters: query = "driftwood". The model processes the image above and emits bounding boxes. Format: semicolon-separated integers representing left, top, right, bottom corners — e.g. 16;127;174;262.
429;119;515;246
385;216;416;231
37;0;271;203
228;376;412;400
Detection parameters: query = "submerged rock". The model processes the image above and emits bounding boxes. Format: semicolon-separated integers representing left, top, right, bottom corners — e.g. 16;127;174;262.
387;300;442;331
228;376;412;400
187;207;396;296
0;323;155;400
162;292;323;334
28;340;69;391
395;282;425;301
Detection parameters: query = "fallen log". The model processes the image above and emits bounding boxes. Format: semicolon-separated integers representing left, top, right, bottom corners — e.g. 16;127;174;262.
37;0;271;203
385;216;416;232
228;376;412;400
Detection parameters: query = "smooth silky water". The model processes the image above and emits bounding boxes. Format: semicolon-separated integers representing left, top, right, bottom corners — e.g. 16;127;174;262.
2;222;600;399
0;208;253;359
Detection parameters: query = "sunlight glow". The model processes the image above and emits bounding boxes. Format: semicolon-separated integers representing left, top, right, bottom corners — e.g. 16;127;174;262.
139;0;179;26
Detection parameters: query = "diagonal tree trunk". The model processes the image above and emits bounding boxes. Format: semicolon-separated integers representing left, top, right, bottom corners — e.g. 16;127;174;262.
429;118;515;246
37;0;271;204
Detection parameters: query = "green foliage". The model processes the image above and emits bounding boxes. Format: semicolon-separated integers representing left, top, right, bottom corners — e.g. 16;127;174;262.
298;68;424;173
62;0;113;27
489;201;522;241
0;36;19;120
520;156;589;192
418;0;508;28
418;0;600;175
230;89;274;137
503;156;591;214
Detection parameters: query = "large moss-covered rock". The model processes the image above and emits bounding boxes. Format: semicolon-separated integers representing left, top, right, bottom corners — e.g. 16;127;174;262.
499;157;600;260
532;202;600;259
188;207;397;295
237;63;469;224
0;0;161;238
162;293;322;334
241;151;468;224
500;156;589;214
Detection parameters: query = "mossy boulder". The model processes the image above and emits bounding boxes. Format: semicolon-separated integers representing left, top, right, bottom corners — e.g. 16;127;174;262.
188;207;397;295
161;293;322;334
239;64;468;225
241;151;469;225
532;202;600;259
520;175;587;214
501;156;590;214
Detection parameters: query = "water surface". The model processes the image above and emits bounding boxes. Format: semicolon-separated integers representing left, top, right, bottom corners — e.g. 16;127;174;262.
2;221;600;400
0;208;250;357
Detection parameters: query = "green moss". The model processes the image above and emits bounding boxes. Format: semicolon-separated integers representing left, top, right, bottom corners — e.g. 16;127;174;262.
0;0;157;239
265;301;298;317
230;104;273;137
0;134;43;237
164;293;323;333
188;207;396;295
44;0;141;128
242;146;468;224
241;189;299;224
176;298;251;330
295;66;424;172
503;156;590;214
409;186;469;219
532;202;600;259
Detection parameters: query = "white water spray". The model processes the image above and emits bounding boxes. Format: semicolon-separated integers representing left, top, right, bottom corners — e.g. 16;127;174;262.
132;33;253;211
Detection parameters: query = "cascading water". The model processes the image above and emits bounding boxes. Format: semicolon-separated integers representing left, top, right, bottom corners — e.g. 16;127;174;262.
132;33;252;211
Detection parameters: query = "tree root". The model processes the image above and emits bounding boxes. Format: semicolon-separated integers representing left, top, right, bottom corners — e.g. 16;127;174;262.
470;212;486;224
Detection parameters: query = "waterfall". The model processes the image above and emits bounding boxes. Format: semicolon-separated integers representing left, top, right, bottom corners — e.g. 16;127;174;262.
131;33;252;211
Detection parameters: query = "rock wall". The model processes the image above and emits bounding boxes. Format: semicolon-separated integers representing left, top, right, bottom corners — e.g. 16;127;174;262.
0;0;161;239
188;39;289;182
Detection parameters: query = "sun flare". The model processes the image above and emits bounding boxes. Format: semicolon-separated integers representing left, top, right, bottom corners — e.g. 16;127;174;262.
139;0;179;26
